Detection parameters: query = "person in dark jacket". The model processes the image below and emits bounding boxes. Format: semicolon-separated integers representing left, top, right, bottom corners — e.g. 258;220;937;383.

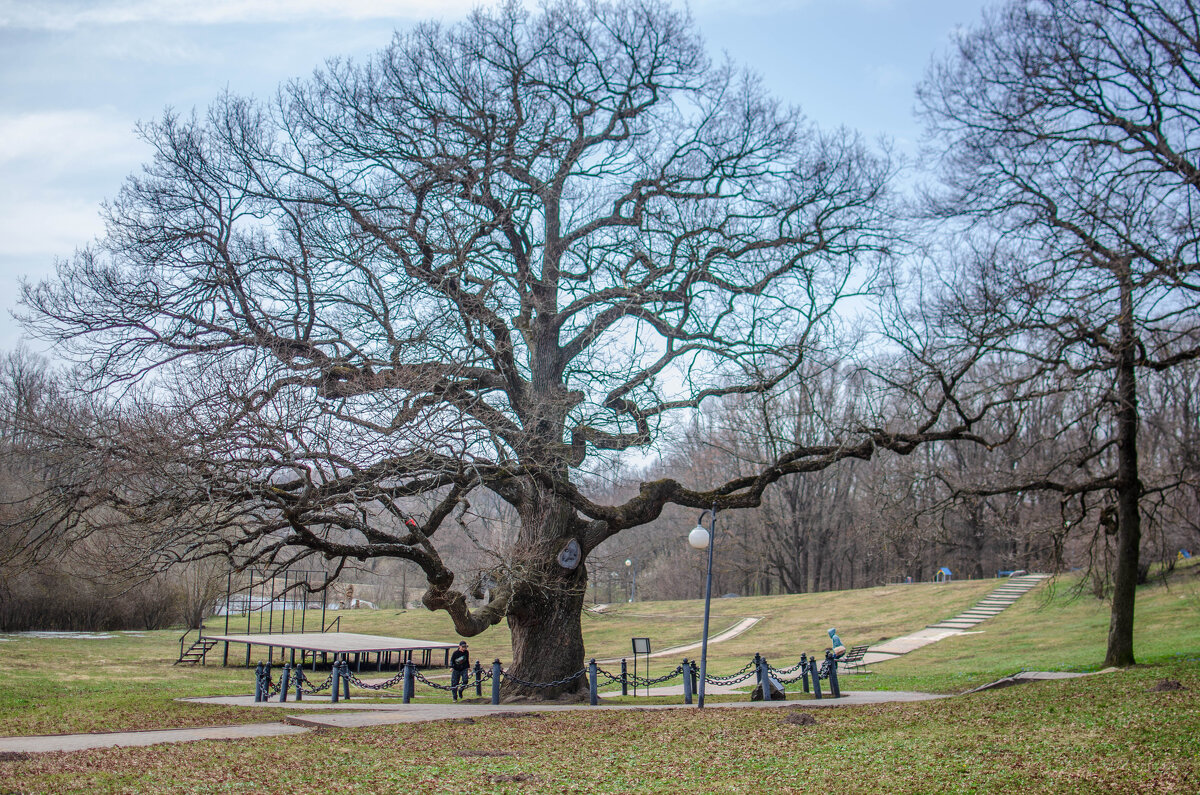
450;641;470;701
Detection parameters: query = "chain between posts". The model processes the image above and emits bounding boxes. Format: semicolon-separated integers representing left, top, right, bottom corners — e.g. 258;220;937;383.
501;668;588;689
346;669;407;691
252;651;844;700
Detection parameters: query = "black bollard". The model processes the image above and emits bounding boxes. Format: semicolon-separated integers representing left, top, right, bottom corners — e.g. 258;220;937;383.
827;651;841;698
474;660;483;697
682;659;693;705
809;656;822;699
295;667;304;702
341;660;351;701
621;658;628;696
331;660;340;703
402;660;414;704
254;661;264;702
279;663;291;703
588;659;598;706
491;660;502;705
759;656;772;701
801;653;810;693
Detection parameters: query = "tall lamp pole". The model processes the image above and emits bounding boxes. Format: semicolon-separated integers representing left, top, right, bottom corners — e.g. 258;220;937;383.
688;506;717;708
625;558;637;602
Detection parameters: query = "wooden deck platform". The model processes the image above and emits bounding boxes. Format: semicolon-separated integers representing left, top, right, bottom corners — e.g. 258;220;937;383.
201;631;460;670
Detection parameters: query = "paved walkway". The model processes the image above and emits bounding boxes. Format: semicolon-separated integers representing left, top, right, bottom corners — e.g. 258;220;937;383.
0;690;947;754
861;574;1050;666
597;616;762;664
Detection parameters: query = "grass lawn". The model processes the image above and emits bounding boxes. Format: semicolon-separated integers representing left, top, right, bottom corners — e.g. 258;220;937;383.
0;564;1196;791
0;660;1195;793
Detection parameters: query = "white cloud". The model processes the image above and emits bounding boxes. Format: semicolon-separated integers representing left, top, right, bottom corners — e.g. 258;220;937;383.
0;0;489;29
0;110;147;261
0;110;144;176
0;196;102;259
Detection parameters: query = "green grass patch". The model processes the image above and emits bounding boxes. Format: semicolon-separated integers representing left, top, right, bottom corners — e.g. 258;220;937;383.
1;566;1196;738
0;661;1195;793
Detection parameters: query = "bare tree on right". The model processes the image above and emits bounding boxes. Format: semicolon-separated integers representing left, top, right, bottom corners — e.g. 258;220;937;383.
919;0;1200;666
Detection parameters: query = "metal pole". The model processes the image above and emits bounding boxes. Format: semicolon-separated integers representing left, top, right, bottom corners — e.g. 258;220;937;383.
320;578;327;632
698;506;715;708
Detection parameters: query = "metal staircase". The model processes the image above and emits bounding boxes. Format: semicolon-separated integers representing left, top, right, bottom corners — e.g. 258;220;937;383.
175;632;219;665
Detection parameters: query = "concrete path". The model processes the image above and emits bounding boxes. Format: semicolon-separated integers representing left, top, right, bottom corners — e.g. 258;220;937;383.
0;690;947;754
0;722;308;754
282;690;948;731
597;616;762;663
861;574;1049;666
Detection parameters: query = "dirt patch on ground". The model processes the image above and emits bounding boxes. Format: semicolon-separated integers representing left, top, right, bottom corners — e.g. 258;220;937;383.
1149;679;1186;692
486;711;544;720
783;711;817;726
0;751;31;762
456;749;513;758
485;773;540;784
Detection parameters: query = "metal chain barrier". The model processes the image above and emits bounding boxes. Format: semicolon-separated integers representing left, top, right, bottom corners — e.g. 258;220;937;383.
347;670;407;691
412;670;459;691
251;648;845;703
501;667;588;689
626;665;684;687
705;669;756;685
294;668;334;694
771;659;809;676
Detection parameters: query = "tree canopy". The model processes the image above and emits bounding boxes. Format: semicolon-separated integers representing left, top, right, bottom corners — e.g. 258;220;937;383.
16;0;984;691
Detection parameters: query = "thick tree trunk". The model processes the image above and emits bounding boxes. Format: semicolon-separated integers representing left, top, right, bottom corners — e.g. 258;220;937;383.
1105;272;1141;668
501;490;589;699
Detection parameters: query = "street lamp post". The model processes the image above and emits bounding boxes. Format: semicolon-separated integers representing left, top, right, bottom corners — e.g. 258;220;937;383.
625;558;637;602
687;506;716;708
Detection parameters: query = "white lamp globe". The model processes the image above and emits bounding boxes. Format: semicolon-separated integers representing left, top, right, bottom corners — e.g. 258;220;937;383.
625;559;632;567
688;525;709;550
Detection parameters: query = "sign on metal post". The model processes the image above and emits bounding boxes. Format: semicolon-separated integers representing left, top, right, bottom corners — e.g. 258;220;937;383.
631;637;650;697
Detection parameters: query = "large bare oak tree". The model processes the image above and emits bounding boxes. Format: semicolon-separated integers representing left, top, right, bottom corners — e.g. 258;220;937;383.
20;0;978;693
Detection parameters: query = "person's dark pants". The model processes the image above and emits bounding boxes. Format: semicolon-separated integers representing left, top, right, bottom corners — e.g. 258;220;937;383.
451;668;468;701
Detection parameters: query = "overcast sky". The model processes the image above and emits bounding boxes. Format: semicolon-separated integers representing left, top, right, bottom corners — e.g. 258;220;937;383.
0;0;991;353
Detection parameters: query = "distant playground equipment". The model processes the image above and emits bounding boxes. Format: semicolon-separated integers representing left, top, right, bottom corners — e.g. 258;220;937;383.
934;567;953;582
177;567;457;670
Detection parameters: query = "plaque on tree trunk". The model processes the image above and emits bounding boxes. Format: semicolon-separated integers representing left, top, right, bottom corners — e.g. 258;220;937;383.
557;538;581;570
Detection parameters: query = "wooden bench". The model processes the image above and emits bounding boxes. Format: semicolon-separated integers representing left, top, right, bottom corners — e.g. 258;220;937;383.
839;645;870;673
